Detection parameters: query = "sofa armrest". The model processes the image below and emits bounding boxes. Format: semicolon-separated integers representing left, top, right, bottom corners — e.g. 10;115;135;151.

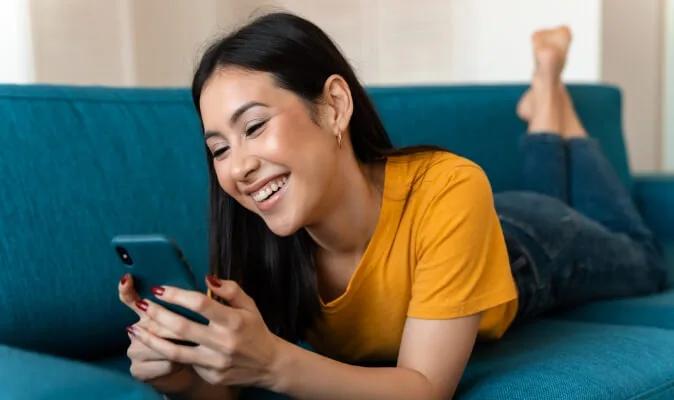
633;174;674;237
634;174;674;285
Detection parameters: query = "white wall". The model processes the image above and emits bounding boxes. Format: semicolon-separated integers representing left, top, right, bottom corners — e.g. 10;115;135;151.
236;0;603;85
26;0;605;86
436;0;603;83
0;0;33;83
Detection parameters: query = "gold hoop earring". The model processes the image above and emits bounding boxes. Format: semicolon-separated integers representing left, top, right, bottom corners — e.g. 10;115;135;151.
337;131;342;148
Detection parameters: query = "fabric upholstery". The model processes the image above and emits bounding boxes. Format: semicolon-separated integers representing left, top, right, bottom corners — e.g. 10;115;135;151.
0;344;161;400
458;320;674;399
0;85;210;359
633;175;674;238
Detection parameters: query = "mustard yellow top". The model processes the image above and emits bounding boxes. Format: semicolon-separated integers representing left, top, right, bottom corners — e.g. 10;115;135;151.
307;151;519;363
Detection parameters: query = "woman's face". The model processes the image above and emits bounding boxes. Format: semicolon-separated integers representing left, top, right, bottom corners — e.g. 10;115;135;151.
200;68;350;236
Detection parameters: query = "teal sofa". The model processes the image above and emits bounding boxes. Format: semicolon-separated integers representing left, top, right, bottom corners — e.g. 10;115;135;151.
1;83;673;399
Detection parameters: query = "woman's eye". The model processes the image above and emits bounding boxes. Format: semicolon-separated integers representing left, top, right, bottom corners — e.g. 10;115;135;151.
212;146;229;158
245;120;267;136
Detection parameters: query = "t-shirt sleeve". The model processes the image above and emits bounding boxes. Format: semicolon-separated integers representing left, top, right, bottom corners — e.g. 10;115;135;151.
407;164;517;319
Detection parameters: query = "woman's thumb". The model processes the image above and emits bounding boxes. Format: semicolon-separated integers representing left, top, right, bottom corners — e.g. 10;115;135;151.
206;275;256;312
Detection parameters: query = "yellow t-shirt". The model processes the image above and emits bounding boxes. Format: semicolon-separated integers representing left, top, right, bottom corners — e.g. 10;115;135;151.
306;151;519;363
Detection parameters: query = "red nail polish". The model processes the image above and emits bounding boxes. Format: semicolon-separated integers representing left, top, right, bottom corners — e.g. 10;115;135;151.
120;274;128;285
126;326;136;336
151;286;165;296
206;275;222;287
136;300;149;311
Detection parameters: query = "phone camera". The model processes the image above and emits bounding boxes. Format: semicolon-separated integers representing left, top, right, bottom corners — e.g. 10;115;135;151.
115;246;134;266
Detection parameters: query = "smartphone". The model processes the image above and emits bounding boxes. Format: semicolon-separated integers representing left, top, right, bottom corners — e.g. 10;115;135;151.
111;234;210;330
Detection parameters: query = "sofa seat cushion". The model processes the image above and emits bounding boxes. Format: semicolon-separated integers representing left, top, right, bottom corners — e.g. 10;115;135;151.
0;345;161;400
457;320;674;399
93;354;132;375
96;321;674;400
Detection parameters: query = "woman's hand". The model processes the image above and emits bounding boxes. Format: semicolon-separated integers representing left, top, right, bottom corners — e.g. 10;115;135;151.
119;274;199;395
126;276;283;390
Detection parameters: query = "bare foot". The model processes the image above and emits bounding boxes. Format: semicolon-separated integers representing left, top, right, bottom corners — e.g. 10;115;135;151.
517;26;572;123
532;26;572;79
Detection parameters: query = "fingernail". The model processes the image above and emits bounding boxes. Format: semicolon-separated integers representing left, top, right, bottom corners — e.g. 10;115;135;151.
126;326;136;336
206;275;222;287
151;286;165;296
135;300;149;311
120;274;128;285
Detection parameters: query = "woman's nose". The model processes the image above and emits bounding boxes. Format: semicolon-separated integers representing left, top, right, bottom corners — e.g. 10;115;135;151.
229;149;261;182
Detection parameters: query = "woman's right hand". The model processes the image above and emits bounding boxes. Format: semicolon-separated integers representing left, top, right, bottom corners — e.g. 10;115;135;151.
119;274;198;395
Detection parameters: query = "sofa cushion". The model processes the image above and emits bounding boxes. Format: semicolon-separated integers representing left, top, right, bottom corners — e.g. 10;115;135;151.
0;344;162;400
0;85;210;360
368;84;632;192
96;321;674;400
457;320;674;399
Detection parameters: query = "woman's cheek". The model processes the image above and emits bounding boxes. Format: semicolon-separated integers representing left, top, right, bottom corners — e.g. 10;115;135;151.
215;167;239;199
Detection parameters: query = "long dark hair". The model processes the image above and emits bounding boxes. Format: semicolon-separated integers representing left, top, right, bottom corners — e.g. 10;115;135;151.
191;11;440;343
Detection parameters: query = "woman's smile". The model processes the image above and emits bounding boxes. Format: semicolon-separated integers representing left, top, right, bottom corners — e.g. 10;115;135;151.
248;174;291;212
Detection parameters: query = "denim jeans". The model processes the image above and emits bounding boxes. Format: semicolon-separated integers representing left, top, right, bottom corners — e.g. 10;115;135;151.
495;134;668;323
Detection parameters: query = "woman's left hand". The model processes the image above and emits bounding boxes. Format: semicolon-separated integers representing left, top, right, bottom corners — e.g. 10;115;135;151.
128;276;283;390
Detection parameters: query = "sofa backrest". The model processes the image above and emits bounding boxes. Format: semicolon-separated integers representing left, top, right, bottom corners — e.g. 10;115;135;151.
0;83;630;360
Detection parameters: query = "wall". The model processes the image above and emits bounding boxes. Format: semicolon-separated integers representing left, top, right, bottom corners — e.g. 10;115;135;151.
0;0;33;83
29;0;133;85
601;0;665;172
664;0;674;170
25;0;605;86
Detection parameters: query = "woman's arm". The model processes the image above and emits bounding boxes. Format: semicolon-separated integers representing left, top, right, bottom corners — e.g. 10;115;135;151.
270;314;481;400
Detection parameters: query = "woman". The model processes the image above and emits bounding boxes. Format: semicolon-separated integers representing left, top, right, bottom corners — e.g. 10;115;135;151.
118;12;667;399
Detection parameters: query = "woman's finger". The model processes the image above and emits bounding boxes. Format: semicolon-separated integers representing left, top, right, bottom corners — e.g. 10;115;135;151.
127;336;168;362
147;285;239;327
206;277;257;313
129;324;225;370
129;359;179;381
135;298;219;348
137;316;184;340
118;274;143;317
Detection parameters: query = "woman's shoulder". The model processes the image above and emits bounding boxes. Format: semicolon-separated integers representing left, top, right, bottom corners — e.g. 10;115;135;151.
387;150;489;194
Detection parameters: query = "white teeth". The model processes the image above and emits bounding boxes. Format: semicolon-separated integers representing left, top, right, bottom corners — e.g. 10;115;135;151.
252;176;288;202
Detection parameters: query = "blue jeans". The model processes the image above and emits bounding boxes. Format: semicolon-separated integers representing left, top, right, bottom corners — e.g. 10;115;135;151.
496;134;668;322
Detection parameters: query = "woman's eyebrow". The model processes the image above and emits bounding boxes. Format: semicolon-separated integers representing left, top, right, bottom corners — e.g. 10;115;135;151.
204;131;220;140
229;101;269;126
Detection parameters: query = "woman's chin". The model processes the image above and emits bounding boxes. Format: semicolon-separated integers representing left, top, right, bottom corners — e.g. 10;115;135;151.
264;217;301;237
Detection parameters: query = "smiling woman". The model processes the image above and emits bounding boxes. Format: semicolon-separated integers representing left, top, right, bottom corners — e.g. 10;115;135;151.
117;11;668;400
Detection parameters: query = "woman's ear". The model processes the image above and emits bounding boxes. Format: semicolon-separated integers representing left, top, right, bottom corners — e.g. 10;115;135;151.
321;74;353;136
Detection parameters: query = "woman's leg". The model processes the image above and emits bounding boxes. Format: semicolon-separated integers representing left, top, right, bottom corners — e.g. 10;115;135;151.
563;98;654;242
515;27;570;204
500;26;667;323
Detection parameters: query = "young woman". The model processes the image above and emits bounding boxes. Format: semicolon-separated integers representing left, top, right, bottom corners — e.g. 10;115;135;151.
118;12;667;400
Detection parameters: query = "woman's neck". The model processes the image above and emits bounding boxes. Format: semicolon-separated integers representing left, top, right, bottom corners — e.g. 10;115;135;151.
305;160;385;257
